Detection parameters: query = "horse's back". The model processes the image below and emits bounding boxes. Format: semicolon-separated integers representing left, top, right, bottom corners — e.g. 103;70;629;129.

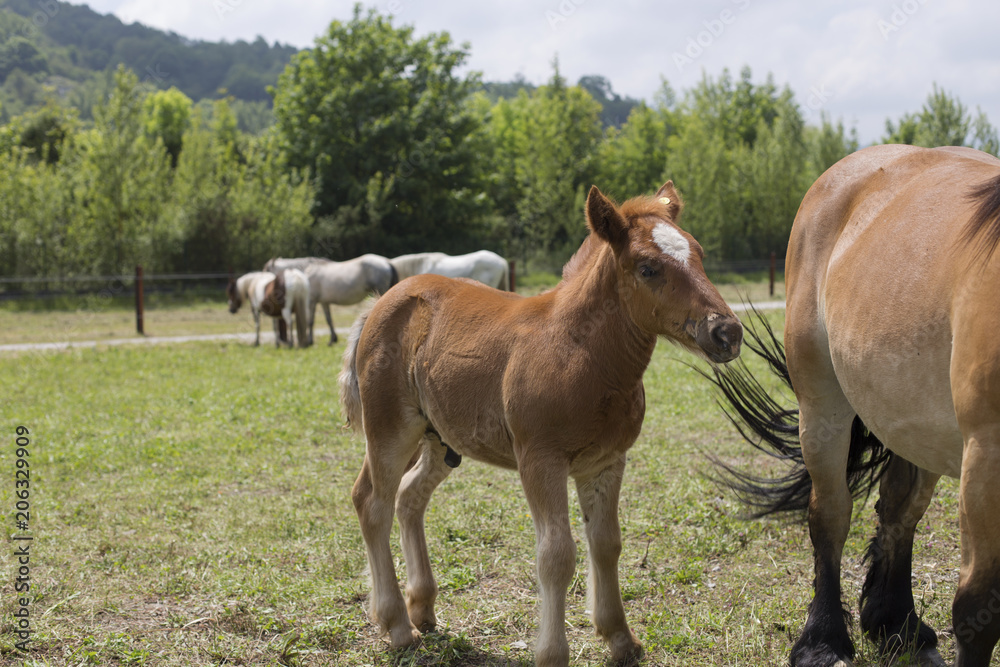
787;145;1000;475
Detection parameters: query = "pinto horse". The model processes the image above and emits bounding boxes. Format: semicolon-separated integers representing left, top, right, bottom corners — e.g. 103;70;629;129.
265;255;397;346
227;269;310;348
710;145;1000;667
339;183;742;666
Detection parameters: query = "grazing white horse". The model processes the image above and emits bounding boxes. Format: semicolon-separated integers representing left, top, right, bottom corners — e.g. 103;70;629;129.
389;250;509;290
265;255;397;345
227;269;311;348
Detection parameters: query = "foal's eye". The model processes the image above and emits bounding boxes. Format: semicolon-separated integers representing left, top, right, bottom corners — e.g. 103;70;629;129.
639;264;657;279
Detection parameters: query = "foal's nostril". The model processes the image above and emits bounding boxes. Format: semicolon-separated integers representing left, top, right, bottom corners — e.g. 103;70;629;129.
711;324;731;350
709;318;743;356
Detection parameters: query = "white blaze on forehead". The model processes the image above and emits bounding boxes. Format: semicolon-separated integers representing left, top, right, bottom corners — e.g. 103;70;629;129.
651;222;690;265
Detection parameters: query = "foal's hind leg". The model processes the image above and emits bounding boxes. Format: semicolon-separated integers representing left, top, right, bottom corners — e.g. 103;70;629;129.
859;455;943;666
396;434;453;632
352;421;425;647
575;454;642;665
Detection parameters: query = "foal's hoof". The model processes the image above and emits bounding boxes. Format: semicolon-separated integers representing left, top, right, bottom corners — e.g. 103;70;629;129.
608;631;643;666
388;623;421;648
406;601;437;633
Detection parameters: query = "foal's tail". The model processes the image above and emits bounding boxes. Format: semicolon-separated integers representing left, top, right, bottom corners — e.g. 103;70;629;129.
338;306;373;433
704;309;893;519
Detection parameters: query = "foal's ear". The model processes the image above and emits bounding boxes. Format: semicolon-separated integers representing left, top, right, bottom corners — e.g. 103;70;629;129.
586;185;629;248
654;180;684;221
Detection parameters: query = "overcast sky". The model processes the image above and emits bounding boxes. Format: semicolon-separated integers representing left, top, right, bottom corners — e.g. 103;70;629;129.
67;0;1000;144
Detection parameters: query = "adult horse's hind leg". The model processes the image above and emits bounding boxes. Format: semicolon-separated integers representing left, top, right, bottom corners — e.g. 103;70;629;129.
519;452;575;667
396;433;453;632
575;454;642;665
323;303;338;345
952;426;1000;667
859;456;943;665
352;420;425;647
791;392;858;666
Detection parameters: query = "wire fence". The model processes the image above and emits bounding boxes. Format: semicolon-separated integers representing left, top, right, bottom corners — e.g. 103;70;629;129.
0;257;785;302
0;272;236;301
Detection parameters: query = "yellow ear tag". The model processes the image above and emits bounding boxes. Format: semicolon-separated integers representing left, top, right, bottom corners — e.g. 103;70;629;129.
659;197;671;205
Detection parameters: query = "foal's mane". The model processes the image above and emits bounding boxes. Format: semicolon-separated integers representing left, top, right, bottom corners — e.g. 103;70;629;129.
562;234;600;281
562;196;675;282
962;173;1000;260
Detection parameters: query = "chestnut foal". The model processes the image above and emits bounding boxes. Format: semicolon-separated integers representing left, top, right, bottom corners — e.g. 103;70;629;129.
340;183;742;666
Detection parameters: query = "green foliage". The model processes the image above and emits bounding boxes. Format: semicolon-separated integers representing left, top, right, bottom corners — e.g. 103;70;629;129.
273;4;489;258
0;66;313;280
664;68;825;260
17;98;77;163
577;74;641;128
0;0;297;122
484;61;603;265
883;83;999;155
76;66;171;274
143;87;192;166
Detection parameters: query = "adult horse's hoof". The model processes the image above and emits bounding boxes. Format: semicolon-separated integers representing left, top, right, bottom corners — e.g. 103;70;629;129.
891;648;946;667
329;335;338;345
791;643;854;667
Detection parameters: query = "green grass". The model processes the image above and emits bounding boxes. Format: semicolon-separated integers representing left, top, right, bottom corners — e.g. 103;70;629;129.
0;309;964;666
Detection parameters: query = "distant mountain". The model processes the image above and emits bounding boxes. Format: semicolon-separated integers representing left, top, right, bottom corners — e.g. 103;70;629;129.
0;0;297;120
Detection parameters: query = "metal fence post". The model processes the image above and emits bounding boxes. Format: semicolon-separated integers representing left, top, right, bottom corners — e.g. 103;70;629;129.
508;259;516;292
769;252;775;297
135;265;145;335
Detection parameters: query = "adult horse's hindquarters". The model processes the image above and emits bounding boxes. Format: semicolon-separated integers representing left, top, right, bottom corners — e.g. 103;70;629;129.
340;182;742;666
711;144;1000;667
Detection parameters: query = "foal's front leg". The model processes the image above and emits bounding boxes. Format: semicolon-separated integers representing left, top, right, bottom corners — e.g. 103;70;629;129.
519;456;576;667
575;455;642;665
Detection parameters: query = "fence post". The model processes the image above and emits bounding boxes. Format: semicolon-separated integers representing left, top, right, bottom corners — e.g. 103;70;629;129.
769;252;776;298
508;259;516;292
135;265;145;335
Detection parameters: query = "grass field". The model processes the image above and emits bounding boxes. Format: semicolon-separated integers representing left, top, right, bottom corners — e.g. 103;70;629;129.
0;278;783;346
0;291;969;666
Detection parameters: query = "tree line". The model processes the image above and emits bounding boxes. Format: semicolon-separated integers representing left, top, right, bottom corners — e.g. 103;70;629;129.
1;4;998;282
0;0;297;123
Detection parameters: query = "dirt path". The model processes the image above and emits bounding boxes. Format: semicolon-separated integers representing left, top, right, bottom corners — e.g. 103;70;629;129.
0;301;785;354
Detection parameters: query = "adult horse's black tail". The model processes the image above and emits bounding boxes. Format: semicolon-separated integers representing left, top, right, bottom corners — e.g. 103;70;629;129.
704;309;893;519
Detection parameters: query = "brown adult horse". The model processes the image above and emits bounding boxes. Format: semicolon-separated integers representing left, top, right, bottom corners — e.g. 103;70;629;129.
710;144;1000;667
339;183;742;666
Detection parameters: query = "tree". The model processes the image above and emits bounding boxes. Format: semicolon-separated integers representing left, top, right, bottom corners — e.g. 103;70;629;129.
485;62;603;264
664;68;812;260
883;83;998;154
595;97;675;201
76;65;170;274
272;4;489;258
143;87;192;166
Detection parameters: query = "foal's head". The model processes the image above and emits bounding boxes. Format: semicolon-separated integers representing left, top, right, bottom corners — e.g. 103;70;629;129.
226;279;242;314
587;182;742;363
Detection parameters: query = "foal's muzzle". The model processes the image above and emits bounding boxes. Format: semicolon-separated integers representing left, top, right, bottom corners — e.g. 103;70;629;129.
694;314;743;363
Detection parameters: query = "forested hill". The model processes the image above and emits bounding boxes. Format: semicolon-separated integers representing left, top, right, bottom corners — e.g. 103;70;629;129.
0;0;298;119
